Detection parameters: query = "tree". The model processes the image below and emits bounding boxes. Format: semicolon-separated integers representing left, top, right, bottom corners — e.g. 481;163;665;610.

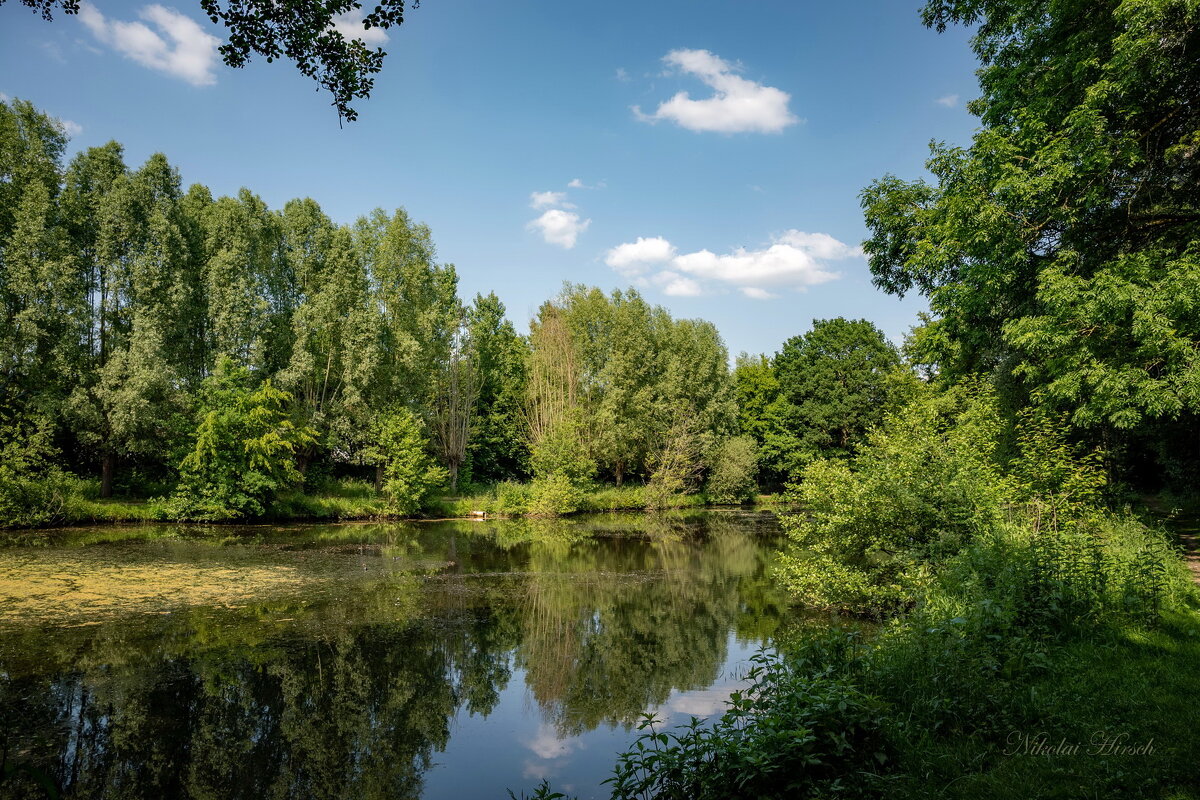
430;323;477;492
369;405;445;515
861;0;1200;485
276;201;379;473
774;318;901;466
168;357;316;520
464;292;530;483
4;0;420;121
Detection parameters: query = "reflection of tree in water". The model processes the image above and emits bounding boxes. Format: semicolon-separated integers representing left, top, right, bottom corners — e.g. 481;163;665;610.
0;511;788;797
0;576;515;800
515;512;788;736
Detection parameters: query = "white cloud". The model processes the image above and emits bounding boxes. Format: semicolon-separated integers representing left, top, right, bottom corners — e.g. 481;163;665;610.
79;2;220;87
528;209;590;249
606;229;856;298
58;119;83;138
935;93;959;107
567;177;605;190
655;271;703;297
530;190;573;210
331;8;389;46
774;230;861;260
615;67;630;82
525;722;581;760
605;236;676;274
633;48;798;134
0;93;9;103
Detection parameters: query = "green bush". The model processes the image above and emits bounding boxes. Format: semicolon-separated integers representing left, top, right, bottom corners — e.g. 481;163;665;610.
704;435;758;504
530;414;595;485
165;358;316;521
494;480;533;515
528;474;584;517
371;407;447;516
0;412;70;528
606;636;887;800
777;383;1007;612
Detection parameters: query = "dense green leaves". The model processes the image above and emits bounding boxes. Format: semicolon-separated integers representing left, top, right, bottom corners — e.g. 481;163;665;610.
167;358;316;520
862;0;1200;485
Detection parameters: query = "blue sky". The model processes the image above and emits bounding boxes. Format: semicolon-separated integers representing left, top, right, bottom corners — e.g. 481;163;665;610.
1;0;980;358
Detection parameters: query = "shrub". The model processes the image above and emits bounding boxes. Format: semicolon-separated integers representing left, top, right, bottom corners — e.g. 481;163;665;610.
0;412;70;528
528;473;584;517
494;480;532;515
165;358;316;521
606;636;887;800
371;407;447;516
777;383;1007;612
704;435;758;504
530;413;595;485
646;421;704;510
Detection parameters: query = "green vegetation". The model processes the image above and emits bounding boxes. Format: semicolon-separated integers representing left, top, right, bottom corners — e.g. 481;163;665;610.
1;100;793;528
513;0;1200;796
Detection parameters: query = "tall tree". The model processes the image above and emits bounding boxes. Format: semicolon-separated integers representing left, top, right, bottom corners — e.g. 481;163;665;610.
774;318;901;466
861;0;1200;483
277;204;379;473
465;292;530;483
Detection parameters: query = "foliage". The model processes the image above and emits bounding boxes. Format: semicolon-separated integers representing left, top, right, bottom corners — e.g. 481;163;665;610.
645;421;704;510
861;0;1200;487
529;412;594;486
6;0;419;121
370;406;445;516
528;473;584;518
166;358;316;520
774;318;903;465
604;637;886;800
704;435;757;504
734;320;909;489
526;286;736;488
777;382;1007;612
0;412;70;528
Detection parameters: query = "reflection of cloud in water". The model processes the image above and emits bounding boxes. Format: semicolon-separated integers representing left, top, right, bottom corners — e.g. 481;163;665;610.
663;685;737;718
525;721;582;760
522;722;586;783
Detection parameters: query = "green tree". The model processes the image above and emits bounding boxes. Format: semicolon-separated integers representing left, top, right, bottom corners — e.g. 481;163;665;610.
464;292;530;483
369;405;445;515
277;201;379;474
705;435;758;504
169;357;316;520
356;207;460;415
861;0;1200;485
774;318;902;468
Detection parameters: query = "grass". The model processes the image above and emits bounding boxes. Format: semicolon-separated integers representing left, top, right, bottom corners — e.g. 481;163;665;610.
26;476;735;529
876;610;1200;799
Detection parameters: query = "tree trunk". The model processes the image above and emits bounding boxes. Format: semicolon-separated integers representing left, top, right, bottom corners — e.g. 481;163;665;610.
448;462;459;494
100;452;115;498
615;460;625;487
374;463;384;492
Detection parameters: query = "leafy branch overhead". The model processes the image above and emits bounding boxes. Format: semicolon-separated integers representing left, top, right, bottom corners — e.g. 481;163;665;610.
5;0;419;121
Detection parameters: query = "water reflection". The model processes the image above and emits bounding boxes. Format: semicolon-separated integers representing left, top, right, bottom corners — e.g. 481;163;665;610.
0;511;789;799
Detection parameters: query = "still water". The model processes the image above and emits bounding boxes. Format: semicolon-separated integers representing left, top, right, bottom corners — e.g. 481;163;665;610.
0;510;791;799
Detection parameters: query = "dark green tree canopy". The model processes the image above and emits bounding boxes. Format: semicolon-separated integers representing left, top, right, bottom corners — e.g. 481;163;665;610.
861;0;1200;448
4;0;420;121
774;318;900;457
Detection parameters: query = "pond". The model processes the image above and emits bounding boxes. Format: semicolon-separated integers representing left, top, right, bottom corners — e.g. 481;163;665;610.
0;510;796;799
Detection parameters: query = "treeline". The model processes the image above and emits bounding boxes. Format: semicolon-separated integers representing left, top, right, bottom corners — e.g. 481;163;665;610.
0;97;910;524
